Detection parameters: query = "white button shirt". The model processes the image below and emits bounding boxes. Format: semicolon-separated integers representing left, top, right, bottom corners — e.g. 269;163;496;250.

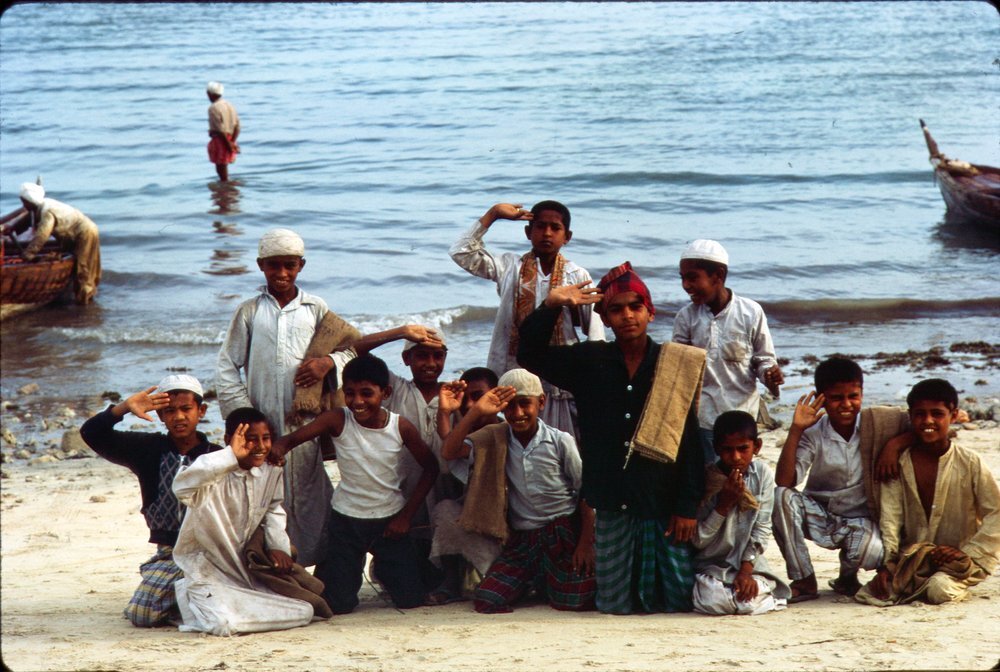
795;414;868;519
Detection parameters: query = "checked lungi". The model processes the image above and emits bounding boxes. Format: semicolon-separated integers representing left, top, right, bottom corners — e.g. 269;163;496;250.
595;510;694;614
771;486;883;581
124;545;184;627
473;515;596;613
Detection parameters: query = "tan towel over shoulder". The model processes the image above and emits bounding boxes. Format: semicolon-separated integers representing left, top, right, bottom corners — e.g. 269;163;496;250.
243;526;333;619
858;406;909;519
286;311;361;452
458;423;510;544
629;342;706;465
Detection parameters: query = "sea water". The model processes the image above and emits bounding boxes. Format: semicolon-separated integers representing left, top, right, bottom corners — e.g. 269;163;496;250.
1;2;997;421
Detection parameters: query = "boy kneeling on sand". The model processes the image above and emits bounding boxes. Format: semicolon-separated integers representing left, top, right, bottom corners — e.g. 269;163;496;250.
441;369;596;613
856;379;1000;606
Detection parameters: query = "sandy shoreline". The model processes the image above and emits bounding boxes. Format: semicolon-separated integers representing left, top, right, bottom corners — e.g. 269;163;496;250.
2;424;999;672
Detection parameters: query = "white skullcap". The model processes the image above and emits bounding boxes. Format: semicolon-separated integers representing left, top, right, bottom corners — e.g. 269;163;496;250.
258;228;305;258
680;239;729;266
157;373;204;398
403;328;447;352
207;81;224;95
498;368;543;398
19;183;45;206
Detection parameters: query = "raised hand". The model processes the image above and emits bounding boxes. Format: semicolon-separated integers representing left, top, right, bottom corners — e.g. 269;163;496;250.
790;392;826;431
401;324;444;349
484;203;533;224
473;385;517;417
121;386;171;422
544;281;603;308
229;423;249;460
438;380;466;415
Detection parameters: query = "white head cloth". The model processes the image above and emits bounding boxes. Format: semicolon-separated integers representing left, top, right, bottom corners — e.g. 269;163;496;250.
258;228;305;258
207;81;224;95
20;183;45;206
157;373;204;398
498;368;544;398
681;239;729;266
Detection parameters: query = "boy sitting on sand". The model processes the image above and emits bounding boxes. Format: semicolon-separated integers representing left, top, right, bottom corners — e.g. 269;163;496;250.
79;374;221;627
672;239;783;462
772;357;910;602
450;201;606;437
692;410;789;615
172;408;328;636
441;369;596;613
271;354;440;613
518;262;705;614
856;379;1000;606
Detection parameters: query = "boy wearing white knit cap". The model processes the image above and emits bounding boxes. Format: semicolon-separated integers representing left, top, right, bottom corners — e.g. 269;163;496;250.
672;239;784;464
441;368;596;613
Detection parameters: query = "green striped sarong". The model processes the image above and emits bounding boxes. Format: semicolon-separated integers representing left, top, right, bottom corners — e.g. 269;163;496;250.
595;510;694;614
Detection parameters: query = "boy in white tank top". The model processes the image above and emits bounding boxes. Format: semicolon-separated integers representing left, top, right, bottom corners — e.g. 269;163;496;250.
271;354;440;613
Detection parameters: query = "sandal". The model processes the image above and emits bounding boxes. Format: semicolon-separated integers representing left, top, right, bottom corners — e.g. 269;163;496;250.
788;590;820;604
828;575;862;597
426;589;466;606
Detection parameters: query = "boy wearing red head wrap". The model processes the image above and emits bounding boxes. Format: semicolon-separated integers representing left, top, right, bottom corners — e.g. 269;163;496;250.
517;262;705;614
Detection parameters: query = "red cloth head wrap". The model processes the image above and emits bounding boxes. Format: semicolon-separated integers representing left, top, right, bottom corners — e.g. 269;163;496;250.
596;261;655;317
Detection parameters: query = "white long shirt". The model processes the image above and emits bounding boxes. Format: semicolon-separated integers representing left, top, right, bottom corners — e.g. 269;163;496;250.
795;415;868;519
672;292;779;429
449;219;606;376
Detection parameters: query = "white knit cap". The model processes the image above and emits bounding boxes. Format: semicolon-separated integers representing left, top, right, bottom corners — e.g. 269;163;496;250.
207;81;224;95
498;368;543;398
258;228;305;258
680;239;729;266
19;183;45;206
157;374;204;398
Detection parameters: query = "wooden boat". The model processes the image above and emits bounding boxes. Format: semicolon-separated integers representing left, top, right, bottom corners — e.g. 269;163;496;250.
1;239;75;320
920;119;1000;225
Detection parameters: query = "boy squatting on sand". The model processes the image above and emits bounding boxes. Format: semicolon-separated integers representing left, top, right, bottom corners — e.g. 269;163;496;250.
172;408;329;636
856;379;1000;606
672;239;783;464
450;201;606;438
440;368;596;613
270;354;440;613
517;261;705;614
79;374;221;627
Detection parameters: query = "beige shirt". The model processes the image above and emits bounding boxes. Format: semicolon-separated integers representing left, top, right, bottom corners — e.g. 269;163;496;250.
24;198;97;259
879;441;1000;574
208;98;240;136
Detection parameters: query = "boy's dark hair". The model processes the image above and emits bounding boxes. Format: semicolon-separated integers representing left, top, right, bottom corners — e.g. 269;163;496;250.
531;200;571;230
713;410;758;446
225;407;271;437
814;357;864;393
343;354;390;389
686;258;727;283
906;378;958;410
461;366;499;388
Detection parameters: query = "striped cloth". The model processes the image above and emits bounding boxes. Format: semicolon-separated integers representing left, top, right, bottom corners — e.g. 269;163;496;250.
473;515;596;613
595;510;694;614
123;545;184;627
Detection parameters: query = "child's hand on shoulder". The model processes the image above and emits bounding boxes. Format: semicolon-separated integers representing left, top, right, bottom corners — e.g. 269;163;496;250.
791;391;825;430
268;435;291;466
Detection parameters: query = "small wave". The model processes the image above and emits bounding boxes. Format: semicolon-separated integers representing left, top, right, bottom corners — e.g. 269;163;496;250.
50;326;222;346
344;305;495;335
761;297;1000;325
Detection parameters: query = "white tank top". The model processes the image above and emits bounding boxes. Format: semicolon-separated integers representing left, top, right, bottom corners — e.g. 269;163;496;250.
330;409;407;519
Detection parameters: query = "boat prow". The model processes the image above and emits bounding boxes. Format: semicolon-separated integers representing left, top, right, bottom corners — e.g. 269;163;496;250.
920;119;1000;226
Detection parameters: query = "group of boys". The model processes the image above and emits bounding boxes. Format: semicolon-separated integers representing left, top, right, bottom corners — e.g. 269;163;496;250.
81;199;999;637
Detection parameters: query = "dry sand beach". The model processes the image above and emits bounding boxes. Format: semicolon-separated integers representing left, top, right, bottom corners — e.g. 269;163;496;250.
2;422;998;672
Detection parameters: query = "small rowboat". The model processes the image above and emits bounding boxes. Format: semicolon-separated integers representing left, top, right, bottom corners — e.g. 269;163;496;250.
1;239;75;320
920;119;1000;225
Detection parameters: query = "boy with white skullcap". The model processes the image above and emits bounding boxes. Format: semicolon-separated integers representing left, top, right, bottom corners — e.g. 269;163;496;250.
1;181;102;304
672;239;784;463
80;374;222;626
441;368;596;613
206;81;240;181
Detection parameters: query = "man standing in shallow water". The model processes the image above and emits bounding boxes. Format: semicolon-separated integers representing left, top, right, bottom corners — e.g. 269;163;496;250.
206;81;240;182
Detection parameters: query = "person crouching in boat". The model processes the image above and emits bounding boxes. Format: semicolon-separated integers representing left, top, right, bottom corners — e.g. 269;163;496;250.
1;182;102;304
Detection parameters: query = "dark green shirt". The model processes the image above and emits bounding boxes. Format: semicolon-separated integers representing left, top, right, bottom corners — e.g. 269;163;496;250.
518;305;704;520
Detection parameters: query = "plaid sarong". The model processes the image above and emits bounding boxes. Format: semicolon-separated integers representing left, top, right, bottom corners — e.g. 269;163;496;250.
594;510;694;614
123;545;184;627
473;515;596;613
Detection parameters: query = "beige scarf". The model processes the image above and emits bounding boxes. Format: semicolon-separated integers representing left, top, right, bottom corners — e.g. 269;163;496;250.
508;251;566;358
458;423;511;544
700;463;759;512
